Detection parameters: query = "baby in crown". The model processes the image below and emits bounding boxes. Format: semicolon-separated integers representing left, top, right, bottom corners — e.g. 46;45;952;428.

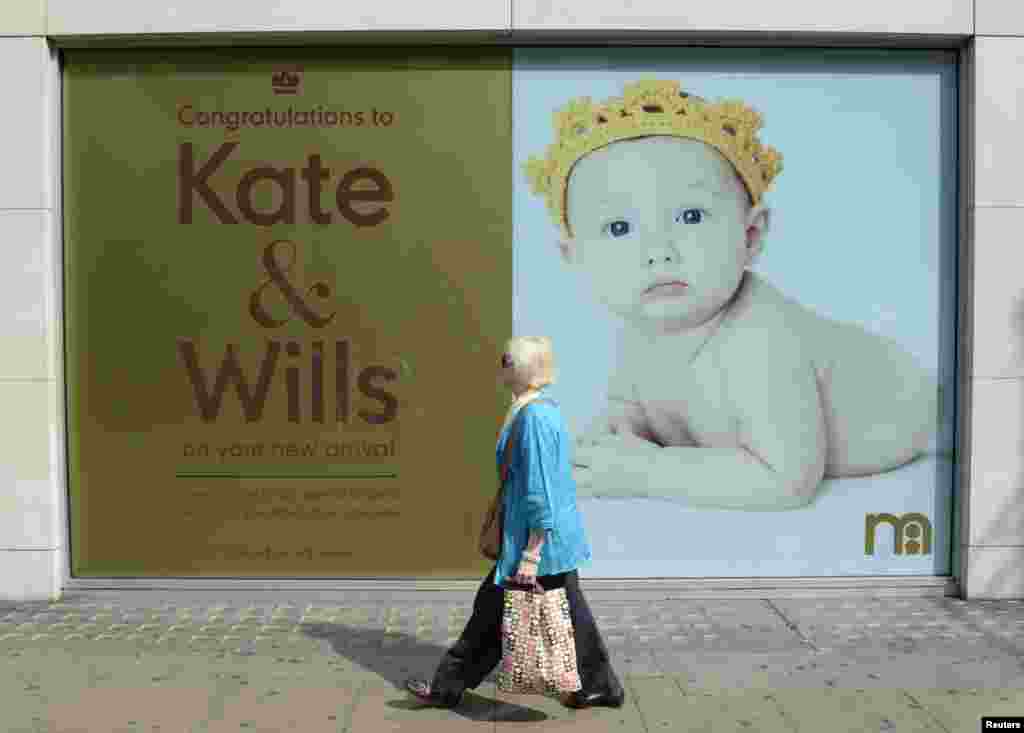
524;80;937;511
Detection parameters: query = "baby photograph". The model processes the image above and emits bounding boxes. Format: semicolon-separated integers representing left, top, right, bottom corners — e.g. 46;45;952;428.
512;48;958;577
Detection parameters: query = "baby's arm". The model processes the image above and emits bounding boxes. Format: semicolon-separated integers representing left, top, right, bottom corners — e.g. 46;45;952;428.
574;357;827;510
572;397;654;471
579;397;652;439
577;348;658;443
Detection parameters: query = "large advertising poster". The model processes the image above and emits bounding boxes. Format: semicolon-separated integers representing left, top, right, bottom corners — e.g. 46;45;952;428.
63;50;512;577
514;48;958;576
64;48;958;580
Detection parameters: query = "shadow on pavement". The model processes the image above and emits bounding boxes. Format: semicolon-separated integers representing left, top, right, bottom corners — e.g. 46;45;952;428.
300;621;550;722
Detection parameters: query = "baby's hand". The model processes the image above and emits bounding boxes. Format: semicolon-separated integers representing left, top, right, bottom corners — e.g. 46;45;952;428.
573;465;625;499
573;462;650;499
573;415;613;467
575;408;648;453
576;432;660;459
575;411;617;444
572;435;660;499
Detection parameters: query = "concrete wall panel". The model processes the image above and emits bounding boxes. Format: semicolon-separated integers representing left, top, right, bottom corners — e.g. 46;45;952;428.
48;0;509;36
512;0;972;35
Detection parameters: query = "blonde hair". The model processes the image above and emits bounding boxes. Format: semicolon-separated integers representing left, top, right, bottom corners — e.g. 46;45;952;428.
506;336;557;391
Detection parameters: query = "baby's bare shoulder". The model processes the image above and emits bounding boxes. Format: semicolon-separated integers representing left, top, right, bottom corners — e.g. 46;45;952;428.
715;274;814;356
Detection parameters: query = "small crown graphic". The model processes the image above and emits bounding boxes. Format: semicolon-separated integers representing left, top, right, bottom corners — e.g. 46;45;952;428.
272;70;301;94
524;79;783;237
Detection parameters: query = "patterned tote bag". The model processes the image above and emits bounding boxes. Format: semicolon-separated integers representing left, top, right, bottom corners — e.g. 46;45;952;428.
497;581;582;697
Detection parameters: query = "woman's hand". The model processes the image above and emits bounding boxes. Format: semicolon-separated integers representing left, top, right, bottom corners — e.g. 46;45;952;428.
512;558;538;586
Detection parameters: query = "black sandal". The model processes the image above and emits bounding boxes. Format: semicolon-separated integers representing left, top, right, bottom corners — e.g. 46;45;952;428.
564;689;626;709
404;678;463;708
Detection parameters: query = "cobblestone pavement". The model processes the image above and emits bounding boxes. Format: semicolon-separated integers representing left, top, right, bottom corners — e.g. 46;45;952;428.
1;592;1023;731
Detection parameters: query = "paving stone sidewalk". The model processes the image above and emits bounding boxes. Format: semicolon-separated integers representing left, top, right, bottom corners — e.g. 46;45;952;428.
1;592;1023;731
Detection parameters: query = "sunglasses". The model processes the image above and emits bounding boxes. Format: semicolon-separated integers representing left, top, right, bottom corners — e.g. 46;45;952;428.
501;353;514;369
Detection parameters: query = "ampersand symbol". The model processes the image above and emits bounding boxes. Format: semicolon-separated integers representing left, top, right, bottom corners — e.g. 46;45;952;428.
249;240;336;329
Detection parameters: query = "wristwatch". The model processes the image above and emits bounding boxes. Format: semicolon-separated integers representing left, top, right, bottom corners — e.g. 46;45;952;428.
522;552;541;564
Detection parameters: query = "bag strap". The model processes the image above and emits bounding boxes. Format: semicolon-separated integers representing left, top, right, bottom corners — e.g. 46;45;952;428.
499;398;553;485
499;424;517;485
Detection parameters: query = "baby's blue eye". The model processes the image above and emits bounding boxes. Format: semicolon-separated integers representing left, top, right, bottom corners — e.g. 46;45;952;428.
603;220;631;238
675;208;705;225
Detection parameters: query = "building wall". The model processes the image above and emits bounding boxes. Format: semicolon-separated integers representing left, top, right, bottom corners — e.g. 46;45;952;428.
1;0;1022;599
966;26;1024;597
0;31;63;603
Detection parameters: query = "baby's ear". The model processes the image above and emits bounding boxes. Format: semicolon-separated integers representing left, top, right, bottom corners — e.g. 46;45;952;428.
744;204;771;263
557;238;576;264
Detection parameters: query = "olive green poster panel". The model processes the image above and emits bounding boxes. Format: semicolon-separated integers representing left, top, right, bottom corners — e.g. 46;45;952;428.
63;49;512;577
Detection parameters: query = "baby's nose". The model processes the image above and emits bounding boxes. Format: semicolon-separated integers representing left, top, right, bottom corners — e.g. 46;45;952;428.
646;246;679;266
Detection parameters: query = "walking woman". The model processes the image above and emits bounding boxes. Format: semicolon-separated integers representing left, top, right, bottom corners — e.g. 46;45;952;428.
405;336;625;710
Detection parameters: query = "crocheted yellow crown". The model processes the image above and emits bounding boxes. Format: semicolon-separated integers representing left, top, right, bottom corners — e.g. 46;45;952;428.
524;79;783;237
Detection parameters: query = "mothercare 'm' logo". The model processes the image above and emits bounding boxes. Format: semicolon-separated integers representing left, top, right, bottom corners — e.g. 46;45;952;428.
864;513;932;556
272;70;301;95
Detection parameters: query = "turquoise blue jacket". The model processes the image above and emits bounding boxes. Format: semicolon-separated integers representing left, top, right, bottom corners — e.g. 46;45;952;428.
493;395;592;587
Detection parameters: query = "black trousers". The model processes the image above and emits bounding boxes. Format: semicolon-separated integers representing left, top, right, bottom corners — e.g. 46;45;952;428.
430;565;623;701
